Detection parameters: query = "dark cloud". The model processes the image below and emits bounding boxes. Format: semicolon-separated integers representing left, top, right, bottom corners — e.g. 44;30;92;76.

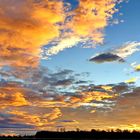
89;53;124;63
54;79;73;87
75;80;88;84
59;120;77;123
0;115;33;129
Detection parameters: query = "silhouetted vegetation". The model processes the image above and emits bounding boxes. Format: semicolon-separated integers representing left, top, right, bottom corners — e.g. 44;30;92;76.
1;129;140;139
35;129;140;139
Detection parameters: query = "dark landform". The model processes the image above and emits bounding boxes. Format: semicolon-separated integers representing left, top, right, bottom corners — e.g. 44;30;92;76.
1;129;140;139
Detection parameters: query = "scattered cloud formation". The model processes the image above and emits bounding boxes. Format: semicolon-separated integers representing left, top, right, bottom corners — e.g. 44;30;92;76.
0;67;134;132
43;0;122;58
0;67;139;133
77;87;140;131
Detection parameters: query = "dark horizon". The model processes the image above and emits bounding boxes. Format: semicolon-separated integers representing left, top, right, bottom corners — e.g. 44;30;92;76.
1;129;140;139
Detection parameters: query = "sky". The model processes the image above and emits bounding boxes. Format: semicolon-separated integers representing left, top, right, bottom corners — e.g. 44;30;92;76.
0;0;140;136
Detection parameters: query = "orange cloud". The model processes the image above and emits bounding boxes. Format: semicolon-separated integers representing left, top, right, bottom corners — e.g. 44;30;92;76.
0;84;63;129
46;0;120;57
0;87;30;109
0;82;132;132
9;108;62;128
46;108;62;121
81;91;115;102
0;0;123;69
0;0;120;61
0;0;65;67
68;0;117;43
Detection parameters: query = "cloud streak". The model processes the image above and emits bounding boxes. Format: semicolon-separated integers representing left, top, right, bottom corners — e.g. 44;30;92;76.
114;42;140;58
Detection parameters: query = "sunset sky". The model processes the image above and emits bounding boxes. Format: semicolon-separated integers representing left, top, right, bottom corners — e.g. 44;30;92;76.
0;0;140;136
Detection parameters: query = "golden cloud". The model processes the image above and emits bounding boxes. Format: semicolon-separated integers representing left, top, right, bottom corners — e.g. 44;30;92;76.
68;0;117;43
0;87;30;109
46;0;120;56
0;82;130;131
125;77;137;84
9;108;62;128
81;91;115;102
134;64;140;71
0;0;65;67
0;0;121;67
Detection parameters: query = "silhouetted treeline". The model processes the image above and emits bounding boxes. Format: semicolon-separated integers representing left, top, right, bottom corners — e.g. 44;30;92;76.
1;129;140;139
35;129;140;139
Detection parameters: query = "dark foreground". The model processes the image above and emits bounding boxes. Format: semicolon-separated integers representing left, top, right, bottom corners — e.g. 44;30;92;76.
1;130;140;139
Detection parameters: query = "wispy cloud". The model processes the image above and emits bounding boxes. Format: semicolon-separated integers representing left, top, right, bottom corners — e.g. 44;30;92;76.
114;42;140;58
45;37;82;57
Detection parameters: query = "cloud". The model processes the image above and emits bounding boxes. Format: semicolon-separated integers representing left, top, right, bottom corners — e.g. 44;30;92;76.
45;37;82;57
8;108;62;128
89;53;124;63
0;85;63;129
90;110;96;113
125;77;137;84
134;64;140;72
114;42;140;58
79;91;117;107
47;108;62;121
0;74;138;133
58;120;79;125
54;79;73;87
0;87;30;109
89;41;140;63
0;0;122;68
111;82;130;94
57;86;140;131
42;0;122;58
103;87;140;130
67;0;118;43
0;0;65;68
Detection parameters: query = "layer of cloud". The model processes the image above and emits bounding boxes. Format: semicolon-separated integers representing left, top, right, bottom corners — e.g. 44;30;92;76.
0;73;138;133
